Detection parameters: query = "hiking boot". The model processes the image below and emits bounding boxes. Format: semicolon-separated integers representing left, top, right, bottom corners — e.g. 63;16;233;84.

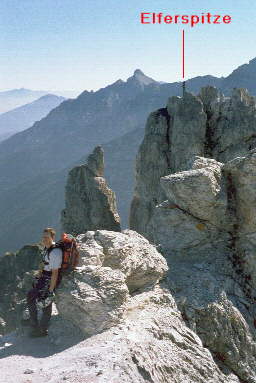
29;327;48;338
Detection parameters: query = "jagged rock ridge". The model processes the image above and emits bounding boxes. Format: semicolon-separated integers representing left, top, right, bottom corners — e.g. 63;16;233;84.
129;87;256;240
128;86;256;382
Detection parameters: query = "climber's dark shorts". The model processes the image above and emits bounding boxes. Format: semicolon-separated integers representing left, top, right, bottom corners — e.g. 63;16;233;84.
32;270;62;291
26;270;62;329
32;270;51;291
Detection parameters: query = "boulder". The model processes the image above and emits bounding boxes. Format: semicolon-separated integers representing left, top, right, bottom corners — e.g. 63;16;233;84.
76;229;168;293
55;229;168;336
55;265;129;336
160;159;227;228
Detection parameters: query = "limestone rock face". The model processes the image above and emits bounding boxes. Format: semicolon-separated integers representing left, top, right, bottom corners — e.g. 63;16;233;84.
55;265;129;336
129;109;172;240
75;229;168;293
160;159;227;229
223;150;256;235
205;88;256;163
147;152;256;382
147;156;231;255
54;229;168;335
223;150;256;292
61;145;121;235
195;294;256;382
129;87;256;381
167;91;207;173
3;285;240;383
130;86;256;241
1;227;253;382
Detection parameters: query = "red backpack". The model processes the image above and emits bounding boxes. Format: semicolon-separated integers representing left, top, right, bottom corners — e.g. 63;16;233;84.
54;233;80;273
38;233;80;290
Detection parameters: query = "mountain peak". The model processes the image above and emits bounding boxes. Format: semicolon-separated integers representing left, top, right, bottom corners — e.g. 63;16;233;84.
134;69;145;76
249;57;256;65
127;69;157;85
227;56;256;77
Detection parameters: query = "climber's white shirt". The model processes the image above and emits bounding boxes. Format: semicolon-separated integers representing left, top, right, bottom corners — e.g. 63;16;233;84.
42;242;62;271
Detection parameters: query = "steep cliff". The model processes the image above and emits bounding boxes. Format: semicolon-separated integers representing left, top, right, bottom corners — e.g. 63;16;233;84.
129;86;256;240
127;87;256;382
147;153;256;382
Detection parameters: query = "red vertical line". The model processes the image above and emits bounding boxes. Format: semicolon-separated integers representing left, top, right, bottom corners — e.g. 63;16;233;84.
182;29;185;78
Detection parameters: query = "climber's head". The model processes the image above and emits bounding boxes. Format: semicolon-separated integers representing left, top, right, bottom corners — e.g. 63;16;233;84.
42;227;56;248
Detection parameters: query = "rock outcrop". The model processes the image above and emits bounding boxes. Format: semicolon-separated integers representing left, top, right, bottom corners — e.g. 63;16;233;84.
6;217;255;381
2;285;240;383
4;229;242;382
128;87;256;382
76;229;168;292
129;87;256;240
54;229;168;335
223;149;256;293
61;145;121;235
146;152;256;382
55;264;129;336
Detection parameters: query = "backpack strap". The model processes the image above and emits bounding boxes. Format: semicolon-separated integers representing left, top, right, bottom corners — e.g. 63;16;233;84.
46;244;56;260
42;243;57;262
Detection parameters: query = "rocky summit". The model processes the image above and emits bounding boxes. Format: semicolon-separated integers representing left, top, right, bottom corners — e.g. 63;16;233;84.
1;85;256;383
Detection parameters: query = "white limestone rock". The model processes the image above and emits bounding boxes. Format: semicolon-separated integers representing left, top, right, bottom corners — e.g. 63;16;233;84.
76;229;168;293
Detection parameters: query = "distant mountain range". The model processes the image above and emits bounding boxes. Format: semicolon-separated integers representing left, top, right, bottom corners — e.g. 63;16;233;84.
221;57;256;95
0;94;66;142
0;88;80;114
1;58;256;255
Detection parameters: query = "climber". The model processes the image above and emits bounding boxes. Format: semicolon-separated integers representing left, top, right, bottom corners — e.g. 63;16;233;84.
21;227;63;337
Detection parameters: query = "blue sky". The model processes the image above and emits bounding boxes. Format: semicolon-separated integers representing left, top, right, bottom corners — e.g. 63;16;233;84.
0;0;255;92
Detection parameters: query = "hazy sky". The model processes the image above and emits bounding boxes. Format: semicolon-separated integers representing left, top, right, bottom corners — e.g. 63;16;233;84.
0;0;255;92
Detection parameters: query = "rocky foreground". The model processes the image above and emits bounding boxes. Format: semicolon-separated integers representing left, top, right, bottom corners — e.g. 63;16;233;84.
1;226;255;382
0;229;243;383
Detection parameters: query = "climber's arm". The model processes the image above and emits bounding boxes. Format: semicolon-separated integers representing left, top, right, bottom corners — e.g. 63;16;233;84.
49;269;59;292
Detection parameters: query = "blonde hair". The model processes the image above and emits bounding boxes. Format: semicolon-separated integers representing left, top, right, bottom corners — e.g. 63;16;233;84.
43;227;56;239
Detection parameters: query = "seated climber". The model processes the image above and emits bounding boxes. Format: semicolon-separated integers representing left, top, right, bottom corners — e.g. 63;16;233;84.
21;227;63;337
